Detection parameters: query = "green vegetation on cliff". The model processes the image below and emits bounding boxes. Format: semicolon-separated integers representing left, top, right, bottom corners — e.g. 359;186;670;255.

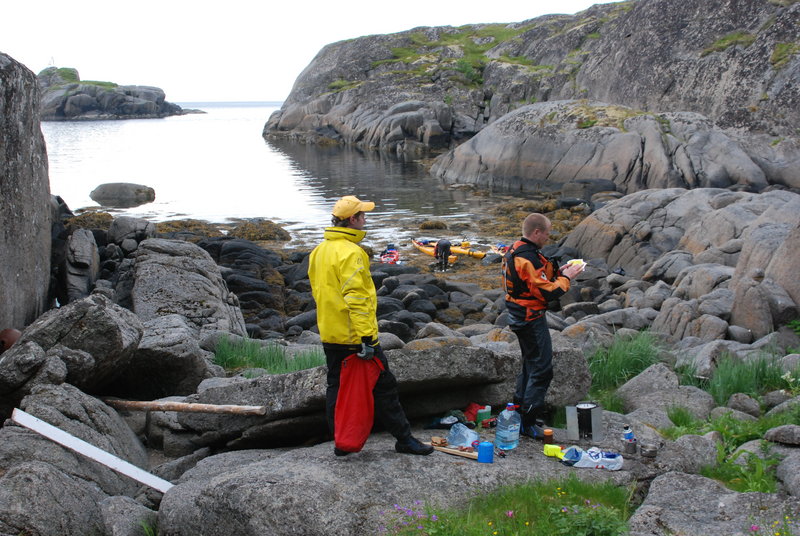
39;66;118;89
365;3;633;93
373;24;538;88
701;32;756;57
771;42;800;69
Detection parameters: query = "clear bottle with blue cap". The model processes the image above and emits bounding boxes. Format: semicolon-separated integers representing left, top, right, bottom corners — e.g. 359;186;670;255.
495;403;521;450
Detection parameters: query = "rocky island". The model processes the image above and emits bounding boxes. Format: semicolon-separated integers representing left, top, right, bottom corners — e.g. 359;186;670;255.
37;66;192;121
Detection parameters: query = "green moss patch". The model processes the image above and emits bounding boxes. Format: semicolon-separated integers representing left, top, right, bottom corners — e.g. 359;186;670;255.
568;101;648;130
771;42;800;69
701;32;756;57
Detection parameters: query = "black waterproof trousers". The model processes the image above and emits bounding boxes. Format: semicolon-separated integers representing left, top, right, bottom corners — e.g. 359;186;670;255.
511;314;553;425
324;343;412;441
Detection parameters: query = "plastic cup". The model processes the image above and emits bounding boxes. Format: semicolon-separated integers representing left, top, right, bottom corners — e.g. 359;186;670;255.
477;441;494;463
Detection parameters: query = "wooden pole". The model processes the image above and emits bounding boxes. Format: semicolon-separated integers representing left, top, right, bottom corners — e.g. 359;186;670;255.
101;399;267;416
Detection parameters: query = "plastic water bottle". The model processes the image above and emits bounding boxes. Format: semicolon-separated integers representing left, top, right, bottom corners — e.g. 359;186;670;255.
495;403;521;450
622;425;635;442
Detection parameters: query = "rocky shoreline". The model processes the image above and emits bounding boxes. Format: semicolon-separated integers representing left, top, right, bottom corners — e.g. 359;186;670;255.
2;2;800;531
2;184;799;535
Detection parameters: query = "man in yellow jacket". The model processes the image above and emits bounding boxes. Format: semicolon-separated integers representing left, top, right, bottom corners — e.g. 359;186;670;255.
308;195;433;457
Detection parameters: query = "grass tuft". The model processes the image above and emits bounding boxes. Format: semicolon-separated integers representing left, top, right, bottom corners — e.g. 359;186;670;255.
588;330;662;391
213;336;324;375
384;474;632;535
701;32;756;57
771;42;800;69
661;405;800;492
705;353;788;405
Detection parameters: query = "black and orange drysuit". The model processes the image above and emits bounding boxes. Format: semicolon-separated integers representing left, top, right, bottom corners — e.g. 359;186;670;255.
502;237;572;430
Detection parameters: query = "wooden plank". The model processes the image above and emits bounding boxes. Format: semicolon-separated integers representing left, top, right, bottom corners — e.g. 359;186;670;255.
425;442;479;460
11;408;174;493
102;399;267;415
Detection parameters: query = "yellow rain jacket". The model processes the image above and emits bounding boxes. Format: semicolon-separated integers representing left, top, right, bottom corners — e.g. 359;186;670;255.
308;226;378;345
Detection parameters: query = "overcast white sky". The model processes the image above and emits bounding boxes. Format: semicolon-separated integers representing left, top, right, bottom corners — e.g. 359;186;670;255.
4;1;616;103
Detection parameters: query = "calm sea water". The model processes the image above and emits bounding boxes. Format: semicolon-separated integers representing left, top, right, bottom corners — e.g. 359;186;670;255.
41;102;505;246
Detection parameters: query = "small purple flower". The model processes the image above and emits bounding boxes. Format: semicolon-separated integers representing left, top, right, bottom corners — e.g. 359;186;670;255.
561;507;568;513
506;510;515;518
431;515;439;522
750;525;760;532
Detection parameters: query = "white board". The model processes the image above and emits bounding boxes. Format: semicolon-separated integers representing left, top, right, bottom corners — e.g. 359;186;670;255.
11;408;174;493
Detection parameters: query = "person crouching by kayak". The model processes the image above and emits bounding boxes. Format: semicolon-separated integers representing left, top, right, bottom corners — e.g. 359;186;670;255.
434;238;451;272
308;195;433;457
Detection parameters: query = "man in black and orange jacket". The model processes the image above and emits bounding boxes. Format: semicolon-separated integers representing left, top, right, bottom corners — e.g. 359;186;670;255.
502;213;584;438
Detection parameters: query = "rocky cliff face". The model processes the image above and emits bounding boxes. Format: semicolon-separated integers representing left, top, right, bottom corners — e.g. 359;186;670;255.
263;0;799;186
37;67;185;120
0;54;52;329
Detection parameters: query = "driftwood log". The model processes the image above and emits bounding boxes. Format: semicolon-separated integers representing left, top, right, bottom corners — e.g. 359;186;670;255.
102;399;267;415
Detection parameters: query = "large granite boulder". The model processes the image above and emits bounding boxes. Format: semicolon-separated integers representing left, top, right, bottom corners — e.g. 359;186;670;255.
0;461;109;536
64;228;100;303
0;384;149;535
628;472;800;536
158;431;634;536
90;182;156;208
0;383;148;496
729;201;800;338
431;103;770;194
615;363;716;419
0;294;143;416
38;67;185;120
0;53;52;330
131;238;247;339
107;314;224;400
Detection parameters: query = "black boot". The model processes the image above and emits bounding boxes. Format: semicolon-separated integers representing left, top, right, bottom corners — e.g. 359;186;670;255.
520;406;546;439
395;436;434;455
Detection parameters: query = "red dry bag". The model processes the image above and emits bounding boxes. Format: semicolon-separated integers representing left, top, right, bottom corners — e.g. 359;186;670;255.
334;353;385;453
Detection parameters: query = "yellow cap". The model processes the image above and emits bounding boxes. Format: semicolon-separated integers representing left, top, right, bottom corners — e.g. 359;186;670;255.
332;195;375;219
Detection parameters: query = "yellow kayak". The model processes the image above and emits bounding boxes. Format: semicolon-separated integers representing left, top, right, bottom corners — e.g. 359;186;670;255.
412;239;458;264
450;244;486;259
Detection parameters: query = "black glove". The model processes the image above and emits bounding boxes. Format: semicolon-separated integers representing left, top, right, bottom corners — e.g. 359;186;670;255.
356;336;378;360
